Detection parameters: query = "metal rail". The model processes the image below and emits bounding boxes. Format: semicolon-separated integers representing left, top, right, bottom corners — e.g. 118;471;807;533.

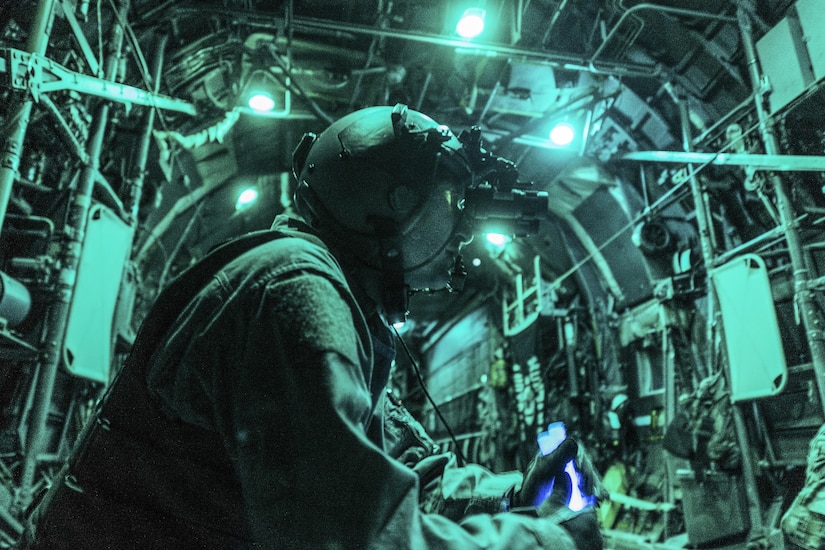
0;48;196;115
621;150;825;171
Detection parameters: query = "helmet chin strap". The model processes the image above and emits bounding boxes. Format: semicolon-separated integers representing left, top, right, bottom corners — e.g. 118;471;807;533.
448;254;467;292
372;218;410;325
371;216;472;323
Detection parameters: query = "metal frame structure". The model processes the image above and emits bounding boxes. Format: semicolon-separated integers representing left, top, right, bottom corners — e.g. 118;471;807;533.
1;1;825;548
0;2;196;531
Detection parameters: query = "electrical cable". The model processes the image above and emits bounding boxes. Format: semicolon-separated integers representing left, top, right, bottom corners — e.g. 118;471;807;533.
393;326;467;467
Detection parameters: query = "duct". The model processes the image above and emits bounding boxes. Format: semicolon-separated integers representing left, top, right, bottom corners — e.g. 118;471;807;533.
154;109;242;150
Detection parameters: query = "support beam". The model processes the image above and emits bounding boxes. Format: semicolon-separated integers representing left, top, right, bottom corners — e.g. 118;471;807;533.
0;48;196;115
622;150;825;171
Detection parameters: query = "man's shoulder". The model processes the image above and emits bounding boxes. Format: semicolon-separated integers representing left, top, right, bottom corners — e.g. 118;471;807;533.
223;226;343;284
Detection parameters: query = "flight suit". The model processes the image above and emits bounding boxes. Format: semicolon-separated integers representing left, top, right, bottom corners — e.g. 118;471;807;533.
23;216;577;549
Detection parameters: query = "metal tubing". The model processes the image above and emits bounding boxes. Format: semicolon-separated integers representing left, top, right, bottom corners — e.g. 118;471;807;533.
676;78;767;541
58;0;100;75
147;5;659;78
126;32;167;224
732;402;768;541
589;3;737;67
678;97;716;267
0;0;57;232
736;6;825;410
621;150;825;171
17;0;131;508
291;16;659;78
677;54;768;548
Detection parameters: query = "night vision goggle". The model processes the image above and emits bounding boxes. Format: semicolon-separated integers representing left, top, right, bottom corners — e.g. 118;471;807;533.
386;104;549;238
456;125;548;237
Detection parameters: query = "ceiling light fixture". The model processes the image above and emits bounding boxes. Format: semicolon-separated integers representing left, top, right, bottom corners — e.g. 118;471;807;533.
235;187;259;211
248;92;276;113
456;7;486;39
240;69;292;117
485;232;510;246
549;121;576;147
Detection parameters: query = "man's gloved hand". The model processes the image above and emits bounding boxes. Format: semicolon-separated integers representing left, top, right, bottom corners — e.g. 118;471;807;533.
514;438;579;508
571;441;608;505
514;438;608;550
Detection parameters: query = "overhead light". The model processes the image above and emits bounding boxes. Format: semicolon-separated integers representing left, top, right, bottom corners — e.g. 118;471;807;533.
485;232;510;246
248;92;276;113
456;7;486;39
549;121;576;147
484;232;511;257
235;187;259;211
472;257;482;267
240;69;292;117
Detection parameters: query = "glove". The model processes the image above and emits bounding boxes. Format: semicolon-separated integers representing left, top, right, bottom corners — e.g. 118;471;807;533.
571;441;607;505
515;438;579;508
516;438;608;510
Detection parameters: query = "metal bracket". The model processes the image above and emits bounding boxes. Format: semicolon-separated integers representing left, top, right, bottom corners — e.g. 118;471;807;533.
0;48;196;116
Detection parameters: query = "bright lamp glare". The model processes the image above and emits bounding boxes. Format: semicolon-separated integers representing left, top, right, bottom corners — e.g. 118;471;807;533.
549;122;576;147
236;188;259;211
456;8;486;39
248;93;275;112
485;233;510;246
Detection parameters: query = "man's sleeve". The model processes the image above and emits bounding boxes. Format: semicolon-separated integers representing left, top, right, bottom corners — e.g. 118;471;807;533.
208;272;577;549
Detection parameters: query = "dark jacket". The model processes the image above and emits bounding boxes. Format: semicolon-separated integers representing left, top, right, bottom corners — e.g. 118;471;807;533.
23;216;575;549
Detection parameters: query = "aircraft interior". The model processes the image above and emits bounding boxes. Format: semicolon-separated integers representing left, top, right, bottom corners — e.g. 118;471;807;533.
2;0;825;547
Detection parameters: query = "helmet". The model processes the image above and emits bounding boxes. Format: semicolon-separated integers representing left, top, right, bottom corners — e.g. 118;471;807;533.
292;104;473;322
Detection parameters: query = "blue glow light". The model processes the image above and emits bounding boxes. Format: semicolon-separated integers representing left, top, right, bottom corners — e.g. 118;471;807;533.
565;460;596;511
535;422;596;511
